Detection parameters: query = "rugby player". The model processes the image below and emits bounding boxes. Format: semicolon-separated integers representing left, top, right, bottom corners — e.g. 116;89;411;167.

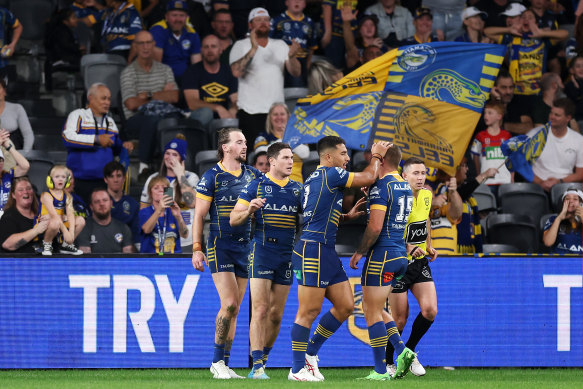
230;143;302;379
288;136;391;381
192;128;261;379
349;145;416;381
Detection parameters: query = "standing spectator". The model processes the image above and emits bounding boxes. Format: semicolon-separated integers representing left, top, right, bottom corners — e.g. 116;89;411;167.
422;0;465;41
565;56;583;128
342;9;389;71
455;7;491;43
321;0;358;69
530;0;559;30
139;175;188;254
474;0;509;27
532;72;566;128
103;160;140;246
0;129;29;212
77;188;135;253
489;69;534;135
211;9;236;65
101;0;143;59
0;79;34;152
364;0;414;47
149;0;201;85
183;34;238;127
543;188;583;255
270;0;318;87
0;177;48;253
230;7;300;142
63;83;126;204
400;7;439;46
251;150;269;173
121;30;179;179
72;0;105;27
429;170;463;254
0;7;22;79
499;2;526;28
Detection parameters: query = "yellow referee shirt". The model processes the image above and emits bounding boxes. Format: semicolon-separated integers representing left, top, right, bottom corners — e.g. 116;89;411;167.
404;189;432;261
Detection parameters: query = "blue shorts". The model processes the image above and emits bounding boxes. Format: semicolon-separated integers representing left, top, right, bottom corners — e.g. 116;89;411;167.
361;249;408;287
206;234;250;278
249;242;293;285
292;240;348;288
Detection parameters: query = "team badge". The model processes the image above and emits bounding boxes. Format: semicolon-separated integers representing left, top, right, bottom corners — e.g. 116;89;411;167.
115;233;123;243
424;197;429;206
182;39;191;50
265;186;272;194
398;44;437;72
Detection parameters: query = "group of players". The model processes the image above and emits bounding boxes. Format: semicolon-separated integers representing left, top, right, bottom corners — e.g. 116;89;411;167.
191;127;439;381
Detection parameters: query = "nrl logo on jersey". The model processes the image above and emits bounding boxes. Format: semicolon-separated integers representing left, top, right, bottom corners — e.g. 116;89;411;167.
265;186;272;194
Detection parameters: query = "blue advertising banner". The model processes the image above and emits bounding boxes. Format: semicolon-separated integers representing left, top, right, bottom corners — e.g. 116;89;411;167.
0;255;581;368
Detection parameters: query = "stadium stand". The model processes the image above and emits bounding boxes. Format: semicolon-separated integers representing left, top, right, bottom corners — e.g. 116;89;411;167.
485;214;538;253
157;117;208;171
498;183;549;226
482;244;520;254
284;87;308;112
194;150;218;177
472;184;497;213
80;54;127;117
21;149;53;193
208;118;239;149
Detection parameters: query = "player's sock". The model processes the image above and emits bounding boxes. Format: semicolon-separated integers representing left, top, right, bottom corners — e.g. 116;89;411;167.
405;313;434;351
385;324;401;365
213;343;225;363
291;323;310;373
306;311;341;356
386;321;405;356
251;350;263;371
224;349;230;366
368;321;388;374
262;346;273;366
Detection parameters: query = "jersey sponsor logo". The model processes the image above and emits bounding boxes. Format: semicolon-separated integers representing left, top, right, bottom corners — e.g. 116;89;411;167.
335;167;347;177
406;220;428;244
383;272;394;283
263;203;298;212
391;223;406;230
556;243;583;253
320;280;329;286
258;270;273;275
217;195;238;202
201;82;228;98
115;233;123;243
369;187;380;196
337;199;343;206
485;146;504;160
392;183;411;191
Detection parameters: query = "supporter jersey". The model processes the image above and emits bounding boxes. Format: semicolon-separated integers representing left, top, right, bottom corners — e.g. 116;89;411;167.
501;35;549;96
300;166;354;245
111;194;140;243
196;162;261;240
429;182;460;254
368;171;412;251
138;206;181;254
0;169;14;209
238;173;302;250
0;8;19;68
470;129;512;185
150;20;201;78
400;34;439;46
456;197;482;254
404;188;432;260
270;11;318;58
71;2;103;26
544;216;583;255
101;2;142;52
39;190;68;218
322;0;357;37
182;62;237;109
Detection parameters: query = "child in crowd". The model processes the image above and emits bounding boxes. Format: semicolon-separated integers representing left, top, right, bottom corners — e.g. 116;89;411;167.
564;55;583;128
39;165;84;255
471;100;512;197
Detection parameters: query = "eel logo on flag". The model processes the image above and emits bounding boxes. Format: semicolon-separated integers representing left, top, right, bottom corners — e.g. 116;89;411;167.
398;44;437;72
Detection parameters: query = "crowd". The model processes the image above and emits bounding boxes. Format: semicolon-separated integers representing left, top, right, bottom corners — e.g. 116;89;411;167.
0;0;582;258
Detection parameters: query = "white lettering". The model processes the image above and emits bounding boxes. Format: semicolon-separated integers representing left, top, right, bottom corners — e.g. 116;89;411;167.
543;274;583;351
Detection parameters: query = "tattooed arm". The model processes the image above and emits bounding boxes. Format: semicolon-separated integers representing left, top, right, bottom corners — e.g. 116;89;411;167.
231;30;259;78
179;174;196;208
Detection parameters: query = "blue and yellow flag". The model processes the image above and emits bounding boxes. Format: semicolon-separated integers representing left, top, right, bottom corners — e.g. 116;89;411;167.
283;42;506;176
500;123;549;182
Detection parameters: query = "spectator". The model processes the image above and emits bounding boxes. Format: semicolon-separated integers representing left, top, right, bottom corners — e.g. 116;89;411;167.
455;6;491;43
101;0;143;59
474;0;509;27
183;34;238;127
103;160;140;246
121;30;179;179
65;168;90;220
230;7;300;142
532;72;566;128
307;59;343;95
428;169;463;254
211;9;236;65
0;176;48;253
0;79;34;152
63;83;126;204
253;102;309;182
251;150;269;173
140;135;199;252
0;129;30;212
39;165;85;256
542;188;583;255
342;9;388;71
270;0;318;87
422;0;465;41
71;0;105;27
139;175;188;254
530;0;559;30
0;7;22;80
321;0;358;68
565;56;583;128
77;188;135;253
499;2;526;28
364;0;414;47
149;0;201;85
532;98;583;191
400;7;439;46
490;69;534;135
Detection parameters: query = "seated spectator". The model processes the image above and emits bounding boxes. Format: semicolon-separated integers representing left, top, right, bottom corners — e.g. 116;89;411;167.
400;7;439;46
103;161;140;246
543;187;583;254
364;0;414;47
321;0;358;69
0;129;30;212
65;168;90;219
532;98;583;191
140;135;198;252
251;150;269;173
149;0;201;85
212;9;236;65
565;56;583;128
39;165;85;256
101;0;143;59
121;30;179;179
77;188;135;253
0;80;34;152
423;0;465;41
0;7;22;81
139;176;188;254
307;59;343;95
63;83;127;204
490;68;534;135
183;34;238;127
455;7;491;43
0;177;47;253
532;72;567;128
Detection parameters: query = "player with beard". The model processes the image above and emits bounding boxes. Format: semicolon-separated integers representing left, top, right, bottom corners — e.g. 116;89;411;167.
192;127;262;379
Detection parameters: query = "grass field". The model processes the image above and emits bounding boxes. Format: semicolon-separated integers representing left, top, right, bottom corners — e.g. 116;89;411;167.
1;368;581;389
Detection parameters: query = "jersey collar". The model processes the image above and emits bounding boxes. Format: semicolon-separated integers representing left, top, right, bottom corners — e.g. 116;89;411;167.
266;172;289;187
218;161;241;176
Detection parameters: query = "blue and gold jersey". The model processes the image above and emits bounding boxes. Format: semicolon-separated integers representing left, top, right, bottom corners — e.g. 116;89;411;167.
196;162;261;240
368;171;412;251
238;173;302;250
300;166;354;245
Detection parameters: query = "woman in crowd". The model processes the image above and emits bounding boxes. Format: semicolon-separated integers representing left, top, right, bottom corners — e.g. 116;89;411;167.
307;59;343;95
454;7;491;43
0;80;34;152
543;188;583;255
0;129;30;211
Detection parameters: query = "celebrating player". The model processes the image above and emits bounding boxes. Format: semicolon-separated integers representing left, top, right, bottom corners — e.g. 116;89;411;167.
192;128;261;379
349;145;416;381
230;142;302;379
288;136;391;381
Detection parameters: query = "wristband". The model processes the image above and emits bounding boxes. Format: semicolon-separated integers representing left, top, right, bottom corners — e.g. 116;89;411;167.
409;247;418;256
5;143;12;151
193;242;202;252
372;153;383;160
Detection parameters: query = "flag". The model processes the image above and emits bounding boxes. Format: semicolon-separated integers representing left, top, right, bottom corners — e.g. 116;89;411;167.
500;123;549;182
283;42;506;176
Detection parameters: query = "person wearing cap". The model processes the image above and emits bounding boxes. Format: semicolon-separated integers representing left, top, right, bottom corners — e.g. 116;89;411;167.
230;7;301;143
422;0;465;41
149;0;201;85
140;134;199;252
543;188;583;254
0;129;29;214
454;7;491;43
400;7;439;46
364;0;414;47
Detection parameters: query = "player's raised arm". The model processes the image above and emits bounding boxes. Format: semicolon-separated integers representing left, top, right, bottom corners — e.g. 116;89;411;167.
350;141;392;188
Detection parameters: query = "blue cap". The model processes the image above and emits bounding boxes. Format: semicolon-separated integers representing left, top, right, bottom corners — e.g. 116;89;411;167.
164;137;187;161
167;0;188;12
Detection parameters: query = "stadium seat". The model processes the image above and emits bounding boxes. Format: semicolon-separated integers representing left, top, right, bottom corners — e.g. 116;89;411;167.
472;184;497;213
485;214;538;253
29;117;66;134
498;183;548;225
195;150;218;176
21;150;54;193
10;0;54;42
47;150;68;165
80;54;127;113
157;118;209;171
16;99;57;117
550;182;583;212
539;213;557;233
482;243;519;254
208;118;239;149
301;150;320;181
284;87;308;112
34;134;66;152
